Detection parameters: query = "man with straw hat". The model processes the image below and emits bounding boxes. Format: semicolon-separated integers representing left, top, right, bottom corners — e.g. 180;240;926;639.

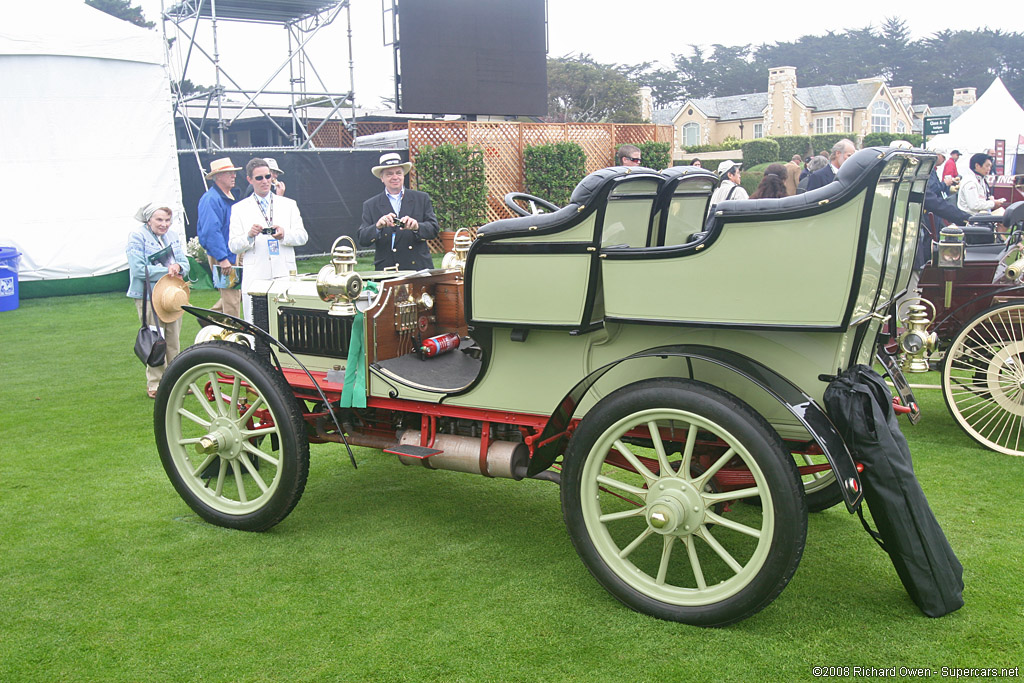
197;157;242;318
356;152;439;271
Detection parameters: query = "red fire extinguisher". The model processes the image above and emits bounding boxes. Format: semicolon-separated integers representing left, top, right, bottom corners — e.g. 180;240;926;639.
417;332;460;360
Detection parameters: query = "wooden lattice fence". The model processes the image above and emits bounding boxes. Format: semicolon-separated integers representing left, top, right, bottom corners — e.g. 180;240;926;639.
408;121;673;249
306;120;407;148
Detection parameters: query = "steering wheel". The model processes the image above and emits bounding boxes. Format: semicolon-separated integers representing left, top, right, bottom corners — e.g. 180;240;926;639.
504;192;561;217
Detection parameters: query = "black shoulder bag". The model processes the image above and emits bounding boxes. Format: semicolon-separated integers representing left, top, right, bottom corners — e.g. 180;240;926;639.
134;262;167;367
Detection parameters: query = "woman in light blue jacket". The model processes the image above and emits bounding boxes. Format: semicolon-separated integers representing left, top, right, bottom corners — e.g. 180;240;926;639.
126;202;190;398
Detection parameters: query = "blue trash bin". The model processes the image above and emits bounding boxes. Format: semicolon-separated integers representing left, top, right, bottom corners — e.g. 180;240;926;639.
0;247;21;312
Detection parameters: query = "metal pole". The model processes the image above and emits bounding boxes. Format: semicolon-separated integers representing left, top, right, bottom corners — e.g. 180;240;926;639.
391;0;400;111
210;0;225;149
346;1;356;138
288;24;298;147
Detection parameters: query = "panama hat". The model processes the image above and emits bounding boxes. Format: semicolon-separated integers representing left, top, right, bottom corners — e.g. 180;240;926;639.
204;157;242;180
264;157;284;175
371;152;412;178
152;274;191;323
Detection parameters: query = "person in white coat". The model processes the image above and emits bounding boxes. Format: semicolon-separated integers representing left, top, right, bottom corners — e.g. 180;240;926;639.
229;157;308;323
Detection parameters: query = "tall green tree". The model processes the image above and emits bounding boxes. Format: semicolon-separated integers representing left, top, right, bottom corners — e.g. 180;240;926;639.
633;20;1024;108
546;55;644;123
85;0;154;28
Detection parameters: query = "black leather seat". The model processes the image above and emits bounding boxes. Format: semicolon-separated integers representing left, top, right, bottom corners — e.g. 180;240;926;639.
477;167;661;238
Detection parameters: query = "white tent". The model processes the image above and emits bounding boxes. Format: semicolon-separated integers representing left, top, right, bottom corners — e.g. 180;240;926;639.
0;0;183;288
926;77;1024;175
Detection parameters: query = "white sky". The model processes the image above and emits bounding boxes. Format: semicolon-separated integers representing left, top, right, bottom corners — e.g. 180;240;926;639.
136;0;1024;109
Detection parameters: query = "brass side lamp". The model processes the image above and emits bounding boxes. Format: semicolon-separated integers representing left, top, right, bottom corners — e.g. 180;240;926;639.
936;225;964;269
316;235;363;316
441;228;474;274
897;298;938;373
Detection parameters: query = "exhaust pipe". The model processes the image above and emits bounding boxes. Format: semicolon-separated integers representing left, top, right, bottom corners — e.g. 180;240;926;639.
396;430;529;480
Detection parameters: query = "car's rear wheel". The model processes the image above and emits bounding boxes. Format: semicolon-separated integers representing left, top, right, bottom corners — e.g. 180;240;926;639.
561;379;807;626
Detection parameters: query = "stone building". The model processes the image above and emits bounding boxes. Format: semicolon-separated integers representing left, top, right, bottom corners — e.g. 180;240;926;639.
651;66;977;155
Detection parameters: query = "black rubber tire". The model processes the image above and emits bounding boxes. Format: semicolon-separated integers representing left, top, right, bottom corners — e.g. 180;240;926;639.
154;341;309;531
561;378;807;627
800;469;842;512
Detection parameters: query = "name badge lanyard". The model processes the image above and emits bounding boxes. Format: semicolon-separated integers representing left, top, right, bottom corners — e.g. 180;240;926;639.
256;195;279;255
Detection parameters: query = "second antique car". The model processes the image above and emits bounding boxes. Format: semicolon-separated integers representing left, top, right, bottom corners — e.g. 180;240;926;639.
154;146;930;627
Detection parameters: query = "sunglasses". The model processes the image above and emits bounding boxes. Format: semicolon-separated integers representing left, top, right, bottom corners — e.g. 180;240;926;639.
625;157;641;163
252;174;273;181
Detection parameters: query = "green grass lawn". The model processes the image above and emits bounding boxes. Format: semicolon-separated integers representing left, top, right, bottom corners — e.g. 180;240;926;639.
1;290;1022;681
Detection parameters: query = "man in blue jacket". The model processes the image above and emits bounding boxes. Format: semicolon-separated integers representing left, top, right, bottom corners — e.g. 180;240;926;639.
197;157;242;318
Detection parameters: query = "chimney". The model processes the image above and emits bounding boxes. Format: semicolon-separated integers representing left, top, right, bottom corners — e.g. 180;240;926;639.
766;66;797;136
953;87;977;106
639;86;653;122
890;86;913;109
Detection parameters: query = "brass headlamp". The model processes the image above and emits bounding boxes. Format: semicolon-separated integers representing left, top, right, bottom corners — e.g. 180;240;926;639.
316;235;363;316
441;227;474;274
897;298;938;373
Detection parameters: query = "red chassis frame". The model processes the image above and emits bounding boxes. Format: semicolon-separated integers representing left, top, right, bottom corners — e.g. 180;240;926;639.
277;368;837;487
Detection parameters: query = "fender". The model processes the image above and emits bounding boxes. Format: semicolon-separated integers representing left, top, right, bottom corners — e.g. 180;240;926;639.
528;344;864;512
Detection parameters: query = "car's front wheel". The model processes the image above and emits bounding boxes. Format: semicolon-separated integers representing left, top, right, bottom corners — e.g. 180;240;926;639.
154;341;309;531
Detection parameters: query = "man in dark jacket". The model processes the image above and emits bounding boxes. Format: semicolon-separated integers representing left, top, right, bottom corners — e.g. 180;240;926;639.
924;150;971;227
806;139;856;192
357;153;440;271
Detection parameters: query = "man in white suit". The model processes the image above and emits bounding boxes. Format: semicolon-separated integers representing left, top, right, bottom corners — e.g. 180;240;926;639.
229;158;308;323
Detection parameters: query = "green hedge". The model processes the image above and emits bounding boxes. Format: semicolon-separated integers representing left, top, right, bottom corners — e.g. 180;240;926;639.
862;132;924;148
770;135;813;162
637;141;672;170
523;141;587;207
414;143;488;231
809;133;858;156
741;139;780;168
682;139;744;154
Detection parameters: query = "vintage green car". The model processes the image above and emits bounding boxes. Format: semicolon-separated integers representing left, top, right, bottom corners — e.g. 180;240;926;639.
154;146;930;626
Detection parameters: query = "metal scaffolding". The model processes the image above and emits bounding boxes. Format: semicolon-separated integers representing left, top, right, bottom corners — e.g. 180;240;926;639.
163;0;356;152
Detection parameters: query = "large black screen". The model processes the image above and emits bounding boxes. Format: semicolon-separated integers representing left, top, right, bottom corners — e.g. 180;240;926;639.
396;0;547;116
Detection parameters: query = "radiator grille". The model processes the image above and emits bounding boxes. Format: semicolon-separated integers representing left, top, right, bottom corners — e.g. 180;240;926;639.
277;307;351;358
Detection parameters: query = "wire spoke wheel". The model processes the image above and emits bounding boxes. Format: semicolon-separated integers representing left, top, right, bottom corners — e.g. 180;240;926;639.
942;303;1024;456
561;379;807;626
155;341;309;530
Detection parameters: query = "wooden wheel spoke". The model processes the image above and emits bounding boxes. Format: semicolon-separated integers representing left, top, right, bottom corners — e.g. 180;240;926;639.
599;507;647;523
617;526;654;560
596;474;648;498
696;526;743;574
613;439;658;485
684;536;707;590
704;510;762;538
656;535;675;585
241;441;280;467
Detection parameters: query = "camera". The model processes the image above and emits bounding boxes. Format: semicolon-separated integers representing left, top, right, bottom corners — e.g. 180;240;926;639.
261;227;275;235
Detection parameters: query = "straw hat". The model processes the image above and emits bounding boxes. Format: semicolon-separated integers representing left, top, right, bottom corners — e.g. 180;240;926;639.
371;152;412;178
264;157;284;175
204;157;242;180
152;274;191;323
